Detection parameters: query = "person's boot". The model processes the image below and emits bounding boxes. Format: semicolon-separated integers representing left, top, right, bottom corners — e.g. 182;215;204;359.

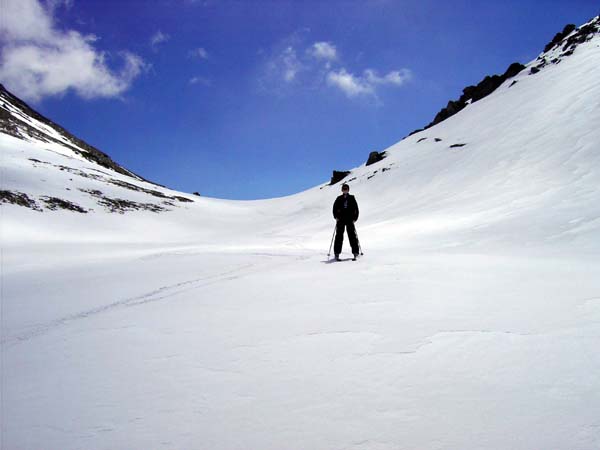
352;253;358;261
335;254;341;261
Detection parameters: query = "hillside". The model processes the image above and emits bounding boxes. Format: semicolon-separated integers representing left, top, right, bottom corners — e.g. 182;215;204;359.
1;16;600;450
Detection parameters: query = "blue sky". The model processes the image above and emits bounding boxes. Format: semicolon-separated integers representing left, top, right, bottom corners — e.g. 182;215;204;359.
2;0;599;199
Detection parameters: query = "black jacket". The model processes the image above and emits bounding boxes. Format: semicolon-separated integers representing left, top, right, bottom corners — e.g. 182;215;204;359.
333;194;359;222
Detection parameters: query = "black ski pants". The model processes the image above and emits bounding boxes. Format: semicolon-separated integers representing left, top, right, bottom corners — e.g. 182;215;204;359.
334;220;359;255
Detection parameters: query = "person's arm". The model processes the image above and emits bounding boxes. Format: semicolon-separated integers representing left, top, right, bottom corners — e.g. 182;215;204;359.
353;197;359;222
332;198;339;220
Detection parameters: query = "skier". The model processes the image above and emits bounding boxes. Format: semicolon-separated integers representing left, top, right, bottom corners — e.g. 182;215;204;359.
332;183;360;261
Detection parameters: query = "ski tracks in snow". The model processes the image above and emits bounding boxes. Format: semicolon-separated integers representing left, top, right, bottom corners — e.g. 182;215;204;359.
2;263;248;346
3;251;307;346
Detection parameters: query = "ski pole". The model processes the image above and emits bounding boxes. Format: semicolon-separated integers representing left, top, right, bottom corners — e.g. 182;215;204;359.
327;223;337;256
354;225;364;255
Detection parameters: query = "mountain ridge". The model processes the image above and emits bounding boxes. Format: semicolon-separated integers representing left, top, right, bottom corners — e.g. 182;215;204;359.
0;83;152;183
407;15;599;137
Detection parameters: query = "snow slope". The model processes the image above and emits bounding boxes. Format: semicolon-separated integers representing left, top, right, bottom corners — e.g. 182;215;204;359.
2;17;600;450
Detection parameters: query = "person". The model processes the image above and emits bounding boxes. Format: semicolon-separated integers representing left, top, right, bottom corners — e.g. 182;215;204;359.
332;183;360;261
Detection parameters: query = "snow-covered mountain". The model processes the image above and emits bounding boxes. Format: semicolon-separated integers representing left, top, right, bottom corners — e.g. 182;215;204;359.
0;82;147;180
2;16;600;450
0;81;199;217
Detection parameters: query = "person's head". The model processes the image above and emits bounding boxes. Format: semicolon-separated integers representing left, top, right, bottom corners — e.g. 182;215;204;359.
341;183;350;194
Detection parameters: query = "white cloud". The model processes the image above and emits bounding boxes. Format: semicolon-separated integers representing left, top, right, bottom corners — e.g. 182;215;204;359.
0;0;54;42
327;68;412;99
265;46;303;84
258;29;313;92
189;76;211;86
309;41;338;61
47;0;74;12
0;0;147;102
365;68;412;86
0;40;147;101
259;31;412;102
150;30;170;50
327;69;374;97
189;47;209;59
281;47;301;82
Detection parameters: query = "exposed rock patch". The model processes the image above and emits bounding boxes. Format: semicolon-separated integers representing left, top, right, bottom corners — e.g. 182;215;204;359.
41;196;87;213
107;179;193;203
25;156;194;206
80;189;167;214
173;195;194;203
0;190;41;211
330;170;351;185
99;198;167;214
366;151;387;166
563;21;599;50
412;62;526;135
530;18;600;75
544;24;577;53
109;179;169;198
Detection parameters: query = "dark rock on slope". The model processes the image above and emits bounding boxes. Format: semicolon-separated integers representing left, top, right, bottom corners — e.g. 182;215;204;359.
330;170;351;185
544;24;577;53
529;18;599;75
561;19;600;52
409;62;525;137
0;190;42;210
41;196;88;213
366;151;387;166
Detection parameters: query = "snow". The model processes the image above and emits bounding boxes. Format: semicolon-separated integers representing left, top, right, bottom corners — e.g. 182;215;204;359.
1;20;600;450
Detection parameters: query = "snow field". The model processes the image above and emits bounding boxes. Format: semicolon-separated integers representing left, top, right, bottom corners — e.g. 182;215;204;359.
3;244;600;449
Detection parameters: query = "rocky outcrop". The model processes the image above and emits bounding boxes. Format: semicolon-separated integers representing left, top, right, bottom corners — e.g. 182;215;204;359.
529;17;599;75
79;189;168;214
41;196;88;213
330;170;351;185
543;24;577;53
0;190;41;210
366;151;387;166
410;62;525;135
561;19;599;52
408;16;600;139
